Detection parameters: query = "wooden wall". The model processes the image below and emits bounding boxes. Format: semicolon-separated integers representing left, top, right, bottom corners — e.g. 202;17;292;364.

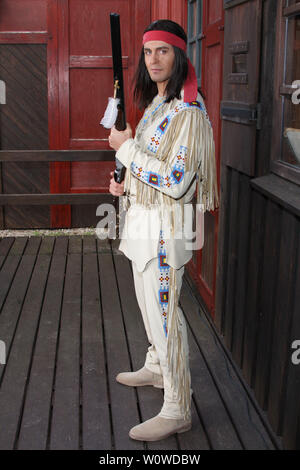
0;0;50;228
0;44;49;229
215;0;300;449
217;167;300;449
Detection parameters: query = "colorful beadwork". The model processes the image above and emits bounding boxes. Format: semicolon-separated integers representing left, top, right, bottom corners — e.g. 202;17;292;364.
158;230;170;337
148;100;207;154
143;97;166;126
131;145;187;190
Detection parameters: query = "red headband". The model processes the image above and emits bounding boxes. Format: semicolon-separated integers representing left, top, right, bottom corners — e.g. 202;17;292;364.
142;30;198;103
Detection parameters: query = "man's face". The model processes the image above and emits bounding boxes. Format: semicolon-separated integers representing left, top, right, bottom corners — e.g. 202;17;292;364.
143;40;175;88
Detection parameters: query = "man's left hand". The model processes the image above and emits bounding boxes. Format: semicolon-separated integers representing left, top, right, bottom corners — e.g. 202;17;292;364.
108;123;132;151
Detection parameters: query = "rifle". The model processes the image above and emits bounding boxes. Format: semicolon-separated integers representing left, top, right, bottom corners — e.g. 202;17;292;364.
109;13;126;184
99;13;126;238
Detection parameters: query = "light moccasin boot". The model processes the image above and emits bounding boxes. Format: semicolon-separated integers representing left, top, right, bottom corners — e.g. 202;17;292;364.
116;366;164;389
129;415;192;441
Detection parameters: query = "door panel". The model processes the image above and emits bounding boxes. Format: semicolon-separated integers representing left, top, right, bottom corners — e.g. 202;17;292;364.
220;0;262;176
50;0;150;227
68;0;131;149
0;0;47;31
0;44;49;229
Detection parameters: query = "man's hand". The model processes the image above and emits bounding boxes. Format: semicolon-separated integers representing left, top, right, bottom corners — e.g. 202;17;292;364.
108;123;132;151
109;171;125;197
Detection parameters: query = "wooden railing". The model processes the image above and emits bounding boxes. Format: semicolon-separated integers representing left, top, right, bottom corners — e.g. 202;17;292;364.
0;150;115;206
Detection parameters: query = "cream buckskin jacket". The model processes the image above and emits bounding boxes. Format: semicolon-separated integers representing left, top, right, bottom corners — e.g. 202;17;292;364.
115;90;219;272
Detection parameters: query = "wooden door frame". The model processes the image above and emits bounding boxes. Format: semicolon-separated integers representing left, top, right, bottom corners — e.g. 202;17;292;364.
187;0;224;317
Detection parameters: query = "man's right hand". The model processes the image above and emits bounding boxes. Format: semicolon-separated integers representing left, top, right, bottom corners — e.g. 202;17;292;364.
109;171;125;197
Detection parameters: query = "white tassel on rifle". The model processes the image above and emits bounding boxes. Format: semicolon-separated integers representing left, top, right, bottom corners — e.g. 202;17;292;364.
100;79;121;129
100;97;120;129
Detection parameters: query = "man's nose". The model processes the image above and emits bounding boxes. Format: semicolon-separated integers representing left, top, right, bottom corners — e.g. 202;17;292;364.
150;52;159;64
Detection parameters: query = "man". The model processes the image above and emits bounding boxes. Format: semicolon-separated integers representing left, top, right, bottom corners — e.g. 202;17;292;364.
108;19;219;442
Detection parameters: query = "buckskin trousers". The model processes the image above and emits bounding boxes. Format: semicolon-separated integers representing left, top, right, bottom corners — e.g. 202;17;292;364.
131;257;192;420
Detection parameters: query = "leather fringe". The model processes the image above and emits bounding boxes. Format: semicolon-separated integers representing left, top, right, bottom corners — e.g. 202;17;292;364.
124;108;219;220
166;267;191;421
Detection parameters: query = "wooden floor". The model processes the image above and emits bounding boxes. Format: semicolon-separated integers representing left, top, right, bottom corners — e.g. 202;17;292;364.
0;235;282;450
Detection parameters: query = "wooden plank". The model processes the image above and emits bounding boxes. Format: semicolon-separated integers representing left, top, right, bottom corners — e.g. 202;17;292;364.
0;237;40;384
283;2;300;16
0;43;50;229
255;0;277;178
251;173;300;218
96;237;112;254
0;150;115;162
69;56;129;68
215;164;231;332
182;325;233;450
0;193;113;205
223;169;240;350
72;203;107;231
242;191;265;386
57;0;69;151
2;205;50;230
48;0;70;228
0;46;48;134
231;174;251;367
0;32;49;44
0;237;53;449
98;251;142;450
47;0;60;151
81;237;111;450
49;0;70;227
268;211;298;435
17;237;68;450
0;45;48;149
254;200;281;409
50;236;82;449
180;281;243;449
282;227;300;449
181;278;277;450
0;237;15;270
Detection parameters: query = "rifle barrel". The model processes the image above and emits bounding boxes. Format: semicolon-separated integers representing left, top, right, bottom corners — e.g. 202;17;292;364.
110;13;126;131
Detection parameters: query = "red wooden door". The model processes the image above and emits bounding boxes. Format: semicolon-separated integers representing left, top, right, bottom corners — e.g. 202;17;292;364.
49;0;150;227
187;0;224;318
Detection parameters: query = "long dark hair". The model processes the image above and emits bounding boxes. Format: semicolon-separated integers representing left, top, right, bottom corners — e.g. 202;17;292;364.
134;20;189;109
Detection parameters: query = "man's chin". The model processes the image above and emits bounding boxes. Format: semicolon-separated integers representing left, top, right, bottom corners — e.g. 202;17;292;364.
150;76;167;84
150;76;161;83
